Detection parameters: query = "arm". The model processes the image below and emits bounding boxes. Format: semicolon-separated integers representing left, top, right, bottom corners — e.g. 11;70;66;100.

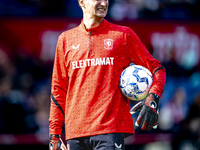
125;27;166;97
49;32;68;135
126;28;166;130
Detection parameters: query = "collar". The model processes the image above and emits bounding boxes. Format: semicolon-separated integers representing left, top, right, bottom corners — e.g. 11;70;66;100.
79;19;108;35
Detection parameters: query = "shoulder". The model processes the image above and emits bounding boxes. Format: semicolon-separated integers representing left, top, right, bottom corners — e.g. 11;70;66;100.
106;21;136;38
106;21;139;42
107;21;131;32
58;26;80;39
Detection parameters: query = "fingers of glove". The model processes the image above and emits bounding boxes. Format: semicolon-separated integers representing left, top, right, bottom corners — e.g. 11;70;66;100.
153;118;158;129
151;112;159;129
146;113;156;131
57;139;67;150
135;105;146;126
147;125;153;131
49;142;54;150
141;114;149;130
49;139;67;150
135;115;142;127
135;113;145;127
141;111;156;131
49;139;59;150
146;116;154;131
141;121;148;130
130;101;144;114
153;124;158;129
142;119;155;131
146;115;158;130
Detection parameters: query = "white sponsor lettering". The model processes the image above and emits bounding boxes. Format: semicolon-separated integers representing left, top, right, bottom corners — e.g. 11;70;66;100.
72;57;114;69
75;61;79;68
79;60;83;68
91;59;96;66
110;57;114;65
99;57;105;65
106;57;110;65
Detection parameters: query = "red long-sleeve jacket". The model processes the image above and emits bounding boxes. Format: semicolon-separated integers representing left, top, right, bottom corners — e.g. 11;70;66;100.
49;19;166;141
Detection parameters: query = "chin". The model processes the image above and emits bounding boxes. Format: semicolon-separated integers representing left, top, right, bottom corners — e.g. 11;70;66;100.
96;13;107;18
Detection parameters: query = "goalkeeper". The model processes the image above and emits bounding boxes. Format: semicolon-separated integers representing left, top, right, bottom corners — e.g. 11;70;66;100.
49;0;166;149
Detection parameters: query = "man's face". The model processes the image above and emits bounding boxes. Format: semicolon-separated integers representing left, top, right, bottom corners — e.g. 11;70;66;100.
83;0;109;19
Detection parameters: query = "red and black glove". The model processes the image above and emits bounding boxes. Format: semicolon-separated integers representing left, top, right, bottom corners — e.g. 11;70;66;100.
130;93;159;131
49;134;67;150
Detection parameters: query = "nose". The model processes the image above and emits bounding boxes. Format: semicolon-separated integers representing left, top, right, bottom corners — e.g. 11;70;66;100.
100;0;108;6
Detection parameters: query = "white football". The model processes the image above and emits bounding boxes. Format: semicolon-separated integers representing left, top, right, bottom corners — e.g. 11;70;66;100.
119;65;153;101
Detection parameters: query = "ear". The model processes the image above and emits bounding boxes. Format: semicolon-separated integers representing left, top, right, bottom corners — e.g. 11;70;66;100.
79;0;86;9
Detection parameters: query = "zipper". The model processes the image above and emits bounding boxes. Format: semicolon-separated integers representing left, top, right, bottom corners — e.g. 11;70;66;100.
89;31;93;57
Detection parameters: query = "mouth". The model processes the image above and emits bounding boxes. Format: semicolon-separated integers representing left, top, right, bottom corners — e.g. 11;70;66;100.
97;8;106;12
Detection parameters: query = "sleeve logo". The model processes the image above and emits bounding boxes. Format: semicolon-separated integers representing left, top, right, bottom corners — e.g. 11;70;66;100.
104;39;114;50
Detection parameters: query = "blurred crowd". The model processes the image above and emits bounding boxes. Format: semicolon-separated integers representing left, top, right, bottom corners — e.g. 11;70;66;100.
0;0;200;20
0;49;52;135
109;0;200;20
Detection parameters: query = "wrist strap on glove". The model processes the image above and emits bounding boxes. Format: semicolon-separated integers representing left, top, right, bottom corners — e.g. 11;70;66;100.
145;93;159;113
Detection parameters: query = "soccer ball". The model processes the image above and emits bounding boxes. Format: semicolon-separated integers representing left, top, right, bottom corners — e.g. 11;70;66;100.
119;65;153;101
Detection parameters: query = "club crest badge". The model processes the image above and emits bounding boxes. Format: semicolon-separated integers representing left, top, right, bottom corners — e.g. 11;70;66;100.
104;39;114;50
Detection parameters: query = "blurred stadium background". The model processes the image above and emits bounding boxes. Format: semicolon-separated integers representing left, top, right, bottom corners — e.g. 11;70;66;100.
0;0;200;150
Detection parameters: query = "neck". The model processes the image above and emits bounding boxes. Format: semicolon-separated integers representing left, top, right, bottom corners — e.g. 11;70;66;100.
83;15;103;29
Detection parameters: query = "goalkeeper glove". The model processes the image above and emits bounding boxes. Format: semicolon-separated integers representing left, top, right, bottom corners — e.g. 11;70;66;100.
49;134;67;150
130;93;159;131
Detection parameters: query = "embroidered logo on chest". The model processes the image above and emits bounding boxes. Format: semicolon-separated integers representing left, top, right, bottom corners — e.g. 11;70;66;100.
104;39;114;50
72;44;80;50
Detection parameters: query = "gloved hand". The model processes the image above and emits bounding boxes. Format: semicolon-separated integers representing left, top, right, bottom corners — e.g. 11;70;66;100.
130;93;159;131
49;134;67;150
